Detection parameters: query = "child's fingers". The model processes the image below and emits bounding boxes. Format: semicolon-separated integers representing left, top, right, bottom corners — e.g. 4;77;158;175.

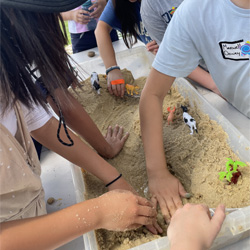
121;83;125;97
179;182;189;198
121;131;129;143
146;224;158;235
135;216;155;226
107;83;114;95
116;84;122;97
112;124;119;137
105;125;112;138
147;44;159;50
137;196;153;207
137;205;157;218
116;126;123;139
157;197;171;223
211;205;226;236
111;85;119;96
173;196;183;210
153;219;163;234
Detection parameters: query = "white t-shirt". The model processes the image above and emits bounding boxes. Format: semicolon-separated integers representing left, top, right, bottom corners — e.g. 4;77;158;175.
153;0;250;118
0;103;52;136
141;0;183;45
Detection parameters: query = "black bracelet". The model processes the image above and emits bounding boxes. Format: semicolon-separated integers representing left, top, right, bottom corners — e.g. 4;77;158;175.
106;65;120;75
105;173;122;187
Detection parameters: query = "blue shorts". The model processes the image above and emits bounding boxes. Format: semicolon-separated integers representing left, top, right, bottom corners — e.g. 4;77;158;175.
71;29;118;54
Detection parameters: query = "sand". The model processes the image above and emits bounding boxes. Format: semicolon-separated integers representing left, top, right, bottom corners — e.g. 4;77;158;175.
69;69;250;250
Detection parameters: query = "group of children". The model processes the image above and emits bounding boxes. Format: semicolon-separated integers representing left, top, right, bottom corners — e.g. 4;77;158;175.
1;0;249;249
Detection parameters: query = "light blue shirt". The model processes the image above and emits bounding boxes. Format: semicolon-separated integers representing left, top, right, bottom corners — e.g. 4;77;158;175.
153;0;250;118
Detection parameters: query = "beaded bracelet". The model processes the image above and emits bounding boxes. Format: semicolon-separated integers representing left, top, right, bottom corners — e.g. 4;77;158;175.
105;173;122;187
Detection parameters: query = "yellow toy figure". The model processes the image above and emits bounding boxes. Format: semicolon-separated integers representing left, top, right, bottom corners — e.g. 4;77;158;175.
125;84;139;96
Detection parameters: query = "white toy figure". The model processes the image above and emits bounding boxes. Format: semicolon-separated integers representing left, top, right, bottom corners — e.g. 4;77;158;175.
181;105;198;135
90;72;101;95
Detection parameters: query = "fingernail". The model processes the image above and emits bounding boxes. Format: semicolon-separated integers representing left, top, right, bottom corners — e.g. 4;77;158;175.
220;204;225;210
164;216;170;224
185;193;192;199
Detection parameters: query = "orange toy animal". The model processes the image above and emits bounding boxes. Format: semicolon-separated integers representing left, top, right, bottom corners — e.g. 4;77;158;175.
167;106;176;125
125;84;139;96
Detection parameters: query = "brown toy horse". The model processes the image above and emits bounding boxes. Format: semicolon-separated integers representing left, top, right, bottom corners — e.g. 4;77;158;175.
167;106;176;125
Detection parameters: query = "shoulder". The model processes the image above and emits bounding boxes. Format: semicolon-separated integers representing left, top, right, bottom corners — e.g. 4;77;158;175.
99;0;115;22
141;0;157;16
101;0;115;16
22;103;52;132
176;0;212;15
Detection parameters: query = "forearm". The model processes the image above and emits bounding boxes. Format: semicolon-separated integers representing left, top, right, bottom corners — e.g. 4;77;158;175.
47;90;112;157
188;67;219;93
60;11;73;21
140;91;168;175
0;199;100;250
31;117;119;184
139;69;175;176
95;21;118;68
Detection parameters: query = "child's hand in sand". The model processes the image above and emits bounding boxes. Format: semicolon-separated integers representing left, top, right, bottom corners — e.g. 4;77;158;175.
148;170;188;223
104;125;129;158
107;179;163;235
107;69;125;97
168;204;225;250
96;190;157;231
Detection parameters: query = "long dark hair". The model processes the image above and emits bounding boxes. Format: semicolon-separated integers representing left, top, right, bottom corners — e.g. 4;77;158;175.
113;0;140;48
0;7;78;114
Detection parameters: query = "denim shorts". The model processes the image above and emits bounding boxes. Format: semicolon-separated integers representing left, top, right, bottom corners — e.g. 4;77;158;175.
71;29;118;54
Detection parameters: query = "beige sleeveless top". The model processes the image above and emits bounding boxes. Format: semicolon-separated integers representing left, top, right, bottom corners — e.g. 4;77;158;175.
0;103;47;222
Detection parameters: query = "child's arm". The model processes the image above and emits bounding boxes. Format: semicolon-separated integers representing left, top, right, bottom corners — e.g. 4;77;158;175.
31;116;131;191
188;67;222;97
140;68;188;222
0;190;156;250
47;89;129;159
95;20;125;97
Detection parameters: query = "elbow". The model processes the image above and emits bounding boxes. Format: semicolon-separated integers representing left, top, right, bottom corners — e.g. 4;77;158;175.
95;21;112;39
95;21;104;40
94;24;99;38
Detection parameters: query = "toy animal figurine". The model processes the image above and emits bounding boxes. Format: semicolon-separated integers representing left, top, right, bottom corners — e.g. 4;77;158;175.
181;105;198;135
125;84;139;96
90;72;101;95
167;106;176;125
